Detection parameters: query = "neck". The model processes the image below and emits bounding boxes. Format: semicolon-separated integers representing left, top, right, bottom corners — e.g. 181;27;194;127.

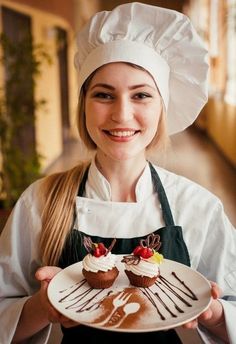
95;153;147;202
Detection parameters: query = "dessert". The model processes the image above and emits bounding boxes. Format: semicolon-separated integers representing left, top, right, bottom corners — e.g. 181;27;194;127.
122;233;164;287
82;237;119;289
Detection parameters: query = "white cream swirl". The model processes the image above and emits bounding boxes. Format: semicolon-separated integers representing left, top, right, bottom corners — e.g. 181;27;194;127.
125;257;160;278
82;252;117;273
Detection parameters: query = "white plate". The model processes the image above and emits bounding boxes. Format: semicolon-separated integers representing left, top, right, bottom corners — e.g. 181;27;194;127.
47;257;212;332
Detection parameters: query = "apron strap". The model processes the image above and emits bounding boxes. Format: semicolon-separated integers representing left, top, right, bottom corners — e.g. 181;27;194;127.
149;162;175;227
77;165;90;197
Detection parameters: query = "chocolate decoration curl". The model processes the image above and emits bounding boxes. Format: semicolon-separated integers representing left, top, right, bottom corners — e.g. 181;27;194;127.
121;255;140;265
140;233;161;251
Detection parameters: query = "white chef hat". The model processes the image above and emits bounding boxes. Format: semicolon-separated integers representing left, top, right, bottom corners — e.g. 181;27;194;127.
75;2;209;135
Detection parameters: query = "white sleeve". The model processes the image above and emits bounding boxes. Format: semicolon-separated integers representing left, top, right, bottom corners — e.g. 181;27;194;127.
173;175;236;344
196;201;236;344
221;298;236;344
0;185;51;344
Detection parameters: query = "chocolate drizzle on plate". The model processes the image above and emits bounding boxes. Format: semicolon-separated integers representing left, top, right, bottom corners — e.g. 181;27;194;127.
171;272;198;300
59;280;111;312
56;269;199;327
140;272;198;320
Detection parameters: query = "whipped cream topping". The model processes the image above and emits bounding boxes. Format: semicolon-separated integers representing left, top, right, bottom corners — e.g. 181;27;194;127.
125;257;160;278
82;252;117;273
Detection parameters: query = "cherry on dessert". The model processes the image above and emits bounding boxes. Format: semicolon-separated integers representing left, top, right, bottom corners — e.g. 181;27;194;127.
140;247;153;259
92;242;108;257
133;246;153;259
133;246;143;256
93;247;102;257
97;243;107;255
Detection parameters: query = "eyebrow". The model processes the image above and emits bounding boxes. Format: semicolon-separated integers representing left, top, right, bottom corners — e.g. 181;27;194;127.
90;83;156;91
90;83;114;90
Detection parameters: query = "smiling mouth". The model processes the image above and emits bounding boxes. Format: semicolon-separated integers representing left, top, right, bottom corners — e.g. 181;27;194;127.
103;130;140;137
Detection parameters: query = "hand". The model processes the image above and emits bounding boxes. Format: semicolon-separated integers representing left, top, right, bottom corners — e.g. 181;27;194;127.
182;281;223;329
35;266;79;328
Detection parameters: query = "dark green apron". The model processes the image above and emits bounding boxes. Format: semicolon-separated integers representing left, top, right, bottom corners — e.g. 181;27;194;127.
59;162;190;343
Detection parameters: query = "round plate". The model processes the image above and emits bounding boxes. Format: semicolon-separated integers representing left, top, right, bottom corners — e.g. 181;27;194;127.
47;256;212;332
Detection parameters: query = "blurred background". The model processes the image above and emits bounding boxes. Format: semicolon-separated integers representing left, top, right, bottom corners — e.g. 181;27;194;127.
0;0;235;233
0;1;235;342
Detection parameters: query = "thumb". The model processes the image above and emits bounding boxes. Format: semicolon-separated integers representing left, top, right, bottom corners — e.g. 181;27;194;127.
35;266;62;282
40;279;50;292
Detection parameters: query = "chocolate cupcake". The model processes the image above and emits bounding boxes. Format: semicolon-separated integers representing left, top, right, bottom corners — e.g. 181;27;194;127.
122;233;164;287
82;237;119;289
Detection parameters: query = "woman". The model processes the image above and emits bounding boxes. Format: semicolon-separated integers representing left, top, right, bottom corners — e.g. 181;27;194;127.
0;3;235;343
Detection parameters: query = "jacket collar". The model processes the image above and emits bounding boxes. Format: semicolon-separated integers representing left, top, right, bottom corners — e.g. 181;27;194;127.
85;158;154;202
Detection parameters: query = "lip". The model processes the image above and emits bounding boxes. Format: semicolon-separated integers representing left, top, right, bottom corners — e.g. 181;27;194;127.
102;128;140;142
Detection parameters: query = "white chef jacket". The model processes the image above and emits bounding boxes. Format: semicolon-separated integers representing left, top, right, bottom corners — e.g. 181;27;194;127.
0;160;235;344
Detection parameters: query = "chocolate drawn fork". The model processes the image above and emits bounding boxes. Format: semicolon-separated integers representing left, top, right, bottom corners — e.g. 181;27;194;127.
94;291;131;326
113;302;140;328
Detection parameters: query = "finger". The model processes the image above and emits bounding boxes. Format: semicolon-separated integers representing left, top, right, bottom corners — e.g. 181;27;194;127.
39;279;63;322
61;319;80;328
41;279;50;291
59;314;73;322
41;282;60;313
182;319;198;329
35;266;62;281
198;308;213;321
209;281;222;299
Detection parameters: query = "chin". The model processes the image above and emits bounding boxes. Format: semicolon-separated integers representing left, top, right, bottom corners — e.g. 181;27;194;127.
108;150;146;162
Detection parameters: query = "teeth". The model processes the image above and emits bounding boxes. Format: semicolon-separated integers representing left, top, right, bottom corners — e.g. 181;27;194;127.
108;130;136;137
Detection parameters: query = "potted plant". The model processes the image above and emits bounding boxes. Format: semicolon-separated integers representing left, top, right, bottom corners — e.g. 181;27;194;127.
0;32;51;229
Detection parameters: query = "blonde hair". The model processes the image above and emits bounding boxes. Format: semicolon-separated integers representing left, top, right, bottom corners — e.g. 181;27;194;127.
39;163;90;265
40;62;169;266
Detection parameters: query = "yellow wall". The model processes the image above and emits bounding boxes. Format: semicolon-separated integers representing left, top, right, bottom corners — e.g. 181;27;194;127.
0;0;78;170
198;98;236;167
187;0;236;169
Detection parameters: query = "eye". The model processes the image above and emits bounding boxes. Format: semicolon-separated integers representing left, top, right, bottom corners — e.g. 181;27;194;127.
133;92;152;99
92;92;114;100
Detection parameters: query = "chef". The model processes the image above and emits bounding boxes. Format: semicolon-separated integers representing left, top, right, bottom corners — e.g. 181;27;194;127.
0;3;235;343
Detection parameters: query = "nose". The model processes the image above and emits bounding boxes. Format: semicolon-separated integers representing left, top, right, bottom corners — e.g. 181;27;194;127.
111;96;134;123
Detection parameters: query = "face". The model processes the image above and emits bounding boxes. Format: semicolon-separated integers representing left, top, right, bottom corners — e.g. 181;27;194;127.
85;62;162;162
